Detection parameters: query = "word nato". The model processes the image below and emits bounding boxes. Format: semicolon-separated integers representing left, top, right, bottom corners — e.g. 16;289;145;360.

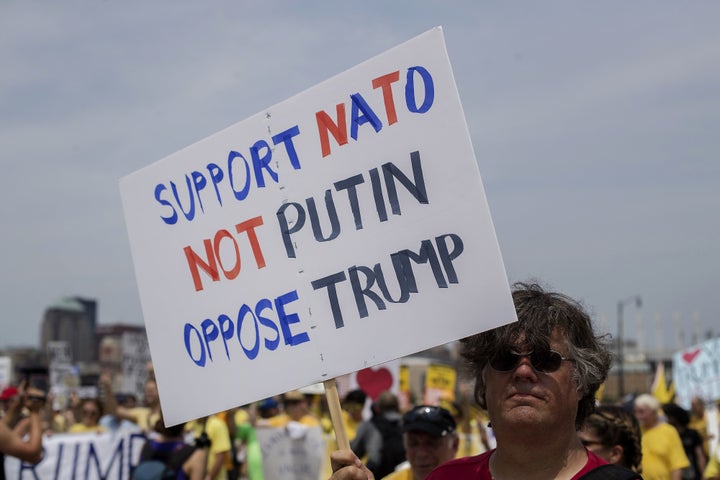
153;67;435;225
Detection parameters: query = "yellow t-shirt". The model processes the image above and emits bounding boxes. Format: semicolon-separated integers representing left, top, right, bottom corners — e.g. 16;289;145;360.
704;449;720;479
68;423;107;434
265;413;320;428
688;413;709;456
187;416;231;480
127;406;160;432
641;422;690;480
382;466;413;480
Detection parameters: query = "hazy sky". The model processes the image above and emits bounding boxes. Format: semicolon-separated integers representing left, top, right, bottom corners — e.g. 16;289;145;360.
2;2;718;354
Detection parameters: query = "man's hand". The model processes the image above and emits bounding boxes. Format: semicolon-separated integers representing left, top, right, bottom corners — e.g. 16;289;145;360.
329;449;374;480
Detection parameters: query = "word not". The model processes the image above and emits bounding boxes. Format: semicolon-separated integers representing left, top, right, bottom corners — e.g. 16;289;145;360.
277;150;428;259
154;125;302;225
184;290;308;367
311;233;464;328
316;66;435;157
184;216;266;292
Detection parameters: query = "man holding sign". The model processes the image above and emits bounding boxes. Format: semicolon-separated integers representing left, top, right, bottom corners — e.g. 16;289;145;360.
330;283;642;480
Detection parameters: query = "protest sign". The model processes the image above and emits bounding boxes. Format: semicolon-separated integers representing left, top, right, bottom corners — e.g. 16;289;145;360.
121;331;152;399
47;341;78;410
4;430;145;480
256;426;325;480
0;357;12;389
120;27;516;425
424;363;456;405
673;337;720;409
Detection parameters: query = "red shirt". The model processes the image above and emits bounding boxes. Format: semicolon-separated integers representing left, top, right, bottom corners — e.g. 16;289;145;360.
427;448;607;479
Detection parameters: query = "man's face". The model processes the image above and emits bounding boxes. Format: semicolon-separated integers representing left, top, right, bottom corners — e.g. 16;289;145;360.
144;380;159;406
483;328;579;434
633;404;656;430
404;431;458;480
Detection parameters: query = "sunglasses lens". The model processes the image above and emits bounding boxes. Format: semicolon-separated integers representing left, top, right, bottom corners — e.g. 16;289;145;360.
531;350;562;372
489;351;519;371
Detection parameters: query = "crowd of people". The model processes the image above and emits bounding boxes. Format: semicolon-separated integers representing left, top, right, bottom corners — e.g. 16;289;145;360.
1;282;719;480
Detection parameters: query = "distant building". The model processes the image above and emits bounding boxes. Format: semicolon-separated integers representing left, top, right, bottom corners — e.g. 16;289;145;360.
40;297;97;364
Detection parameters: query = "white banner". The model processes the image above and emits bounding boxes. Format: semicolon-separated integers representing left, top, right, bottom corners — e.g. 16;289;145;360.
672;337;720;409
5;427;332;480
256;425;325;480
4;430;145;480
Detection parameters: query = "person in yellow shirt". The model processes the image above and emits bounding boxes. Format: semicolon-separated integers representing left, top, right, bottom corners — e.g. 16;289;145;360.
689;397;710;457
634;393;689;480
705;447;720;480
260;390;319;428
342;389;367;442
69;398;107;434
186;414;231;480
383;405;458;480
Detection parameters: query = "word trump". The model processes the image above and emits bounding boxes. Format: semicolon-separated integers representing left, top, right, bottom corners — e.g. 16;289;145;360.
312;233;465;329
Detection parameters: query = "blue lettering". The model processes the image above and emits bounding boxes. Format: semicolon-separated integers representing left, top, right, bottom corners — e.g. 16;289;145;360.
185;290;308;366
154;125;302;225
405;66;434;113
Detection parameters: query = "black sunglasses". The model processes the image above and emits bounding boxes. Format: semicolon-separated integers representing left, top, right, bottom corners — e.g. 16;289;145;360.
489;349;574;373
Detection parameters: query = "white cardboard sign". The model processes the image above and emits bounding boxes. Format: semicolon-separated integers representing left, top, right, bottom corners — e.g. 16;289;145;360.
120;27;516;425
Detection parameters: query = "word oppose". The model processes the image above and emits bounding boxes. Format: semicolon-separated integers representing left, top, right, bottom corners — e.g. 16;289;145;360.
183;290;307;367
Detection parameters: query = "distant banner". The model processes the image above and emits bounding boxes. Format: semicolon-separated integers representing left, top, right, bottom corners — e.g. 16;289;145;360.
672;337;720;409
47;341;78;411
0;357;12;389
122;331;152;399
4;430;145;480
424;363;456;405
6;427;330;480
255;426;325;480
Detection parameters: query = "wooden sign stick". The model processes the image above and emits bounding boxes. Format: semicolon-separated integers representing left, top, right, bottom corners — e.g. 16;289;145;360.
323;377;350;450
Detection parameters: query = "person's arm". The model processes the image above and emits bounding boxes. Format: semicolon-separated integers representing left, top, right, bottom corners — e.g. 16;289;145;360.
0;393;44;464
183;448;208;480
695;443;708;477
330;449;374;480
361;425;383;474
98;371;118;418
204;450;227;480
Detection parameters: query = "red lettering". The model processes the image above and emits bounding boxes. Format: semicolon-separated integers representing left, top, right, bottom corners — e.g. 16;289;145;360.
183;216;267;292
184;240;220;292
316;103;348;157
372;70;400;125
235;216;266;269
